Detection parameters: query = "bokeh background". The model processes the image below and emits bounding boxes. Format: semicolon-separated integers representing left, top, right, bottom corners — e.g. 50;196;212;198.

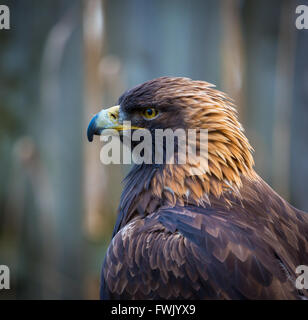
0;0;308;299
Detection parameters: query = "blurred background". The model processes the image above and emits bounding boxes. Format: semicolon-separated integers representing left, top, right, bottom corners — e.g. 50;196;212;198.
0;0;308;299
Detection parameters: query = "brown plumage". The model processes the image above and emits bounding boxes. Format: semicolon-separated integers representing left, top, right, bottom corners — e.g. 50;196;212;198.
87;77;308;299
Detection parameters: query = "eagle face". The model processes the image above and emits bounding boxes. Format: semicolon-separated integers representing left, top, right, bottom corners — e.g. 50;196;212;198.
88;77;201;141
87;77;308;300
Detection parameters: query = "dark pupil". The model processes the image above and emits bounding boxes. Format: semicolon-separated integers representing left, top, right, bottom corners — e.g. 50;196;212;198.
146;109;153;116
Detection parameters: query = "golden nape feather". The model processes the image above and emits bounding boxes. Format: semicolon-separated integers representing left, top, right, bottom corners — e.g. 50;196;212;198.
87;77;308;300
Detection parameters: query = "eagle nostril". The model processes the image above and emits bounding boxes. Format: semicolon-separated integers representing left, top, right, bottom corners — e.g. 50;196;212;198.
110;112;118;120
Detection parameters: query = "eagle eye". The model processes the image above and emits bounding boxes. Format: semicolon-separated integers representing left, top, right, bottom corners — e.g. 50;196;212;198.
141;108;159;120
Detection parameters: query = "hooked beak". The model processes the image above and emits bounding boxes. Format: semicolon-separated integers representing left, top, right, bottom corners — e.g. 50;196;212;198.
87;105;121;142
87;105;142;142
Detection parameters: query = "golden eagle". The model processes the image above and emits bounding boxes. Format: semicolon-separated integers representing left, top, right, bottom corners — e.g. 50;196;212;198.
87;77;308;299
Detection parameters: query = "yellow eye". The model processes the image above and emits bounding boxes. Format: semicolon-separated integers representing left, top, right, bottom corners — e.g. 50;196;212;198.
141;108;159;120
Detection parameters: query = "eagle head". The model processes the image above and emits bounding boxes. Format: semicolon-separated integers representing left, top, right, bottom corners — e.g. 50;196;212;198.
87;77;255;204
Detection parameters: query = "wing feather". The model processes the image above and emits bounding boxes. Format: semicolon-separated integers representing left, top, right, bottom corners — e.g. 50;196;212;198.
101;202;308;299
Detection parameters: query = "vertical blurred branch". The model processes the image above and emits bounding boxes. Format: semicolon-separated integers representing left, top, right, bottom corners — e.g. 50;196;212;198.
220;0;245;119
82;0;106;240
40;1;85;299
272;0;296;199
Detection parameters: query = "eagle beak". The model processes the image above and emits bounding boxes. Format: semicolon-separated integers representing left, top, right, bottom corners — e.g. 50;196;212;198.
87;105;143;142
87;105;122;142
